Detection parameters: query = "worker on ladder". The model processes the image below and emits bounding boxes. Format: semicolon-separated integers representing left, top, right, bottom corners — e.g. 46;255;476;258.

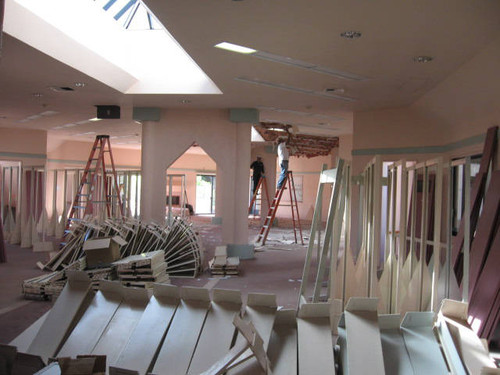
250;156;265;196
276;137;290;189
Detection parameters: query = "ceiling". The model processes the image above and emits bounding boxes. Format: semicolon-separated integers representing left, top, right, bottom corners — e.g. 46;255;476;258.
1;0;500;148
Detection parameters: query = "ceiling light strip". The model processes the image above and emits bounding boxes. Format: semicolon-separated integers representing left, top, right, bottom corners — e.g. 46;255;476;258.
253;51;367;81
236;77;356;102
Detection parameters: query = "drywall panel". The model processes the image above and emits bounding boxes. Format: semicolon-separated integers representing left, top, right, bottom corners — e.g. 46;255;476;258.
297;303;335;375
267;310;297;375
112;284;180;375
342;298;385;375
27;271;91;362
378;315;413;375
187;289;242;375
401;312;448;375
151;287;210;375
91;287;150;367
57;282;123;358
10;310;49;353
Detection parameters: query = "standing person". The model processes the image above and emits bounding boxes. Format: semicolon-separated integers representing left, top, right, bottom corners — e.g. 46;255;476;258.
276;138;290;189
250;156;265;196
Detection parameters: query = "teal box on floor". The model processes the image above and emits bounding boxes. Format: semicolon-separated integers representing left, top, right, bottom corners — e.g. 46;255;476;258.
227;244;255;260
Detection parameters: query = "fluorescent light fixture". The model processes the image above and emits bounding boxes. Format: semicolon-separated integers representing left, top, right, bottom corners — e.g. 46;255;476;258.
236;77;356;102
214;42;367;81
88;117;101;122
215;42;257;54
268;127;287;132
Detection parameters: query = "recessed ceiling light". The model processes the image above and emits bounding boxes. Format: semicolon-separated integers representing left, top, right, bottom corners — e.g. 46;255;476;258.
340;31;362;39
413;56;433;63
180;99;191;104
32;93;43;98
214;42;257;54
74;82;86;88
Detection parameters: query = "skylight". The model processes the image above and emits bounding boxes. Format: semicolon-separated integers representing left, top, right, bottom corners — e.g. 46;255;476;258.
4;0;221;94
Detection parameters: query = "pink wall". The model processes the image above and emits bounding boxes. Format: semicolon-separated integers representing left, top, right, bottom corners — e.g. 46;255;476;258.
47;139;141;169
140;109;251;245
349;32;500;254
0;128;47;166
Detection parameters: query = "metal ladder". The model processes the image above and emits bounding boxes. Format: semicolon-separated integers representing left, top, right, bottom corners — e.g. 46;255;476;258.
255;171;303;245
248;175;271;215
66;135;123;230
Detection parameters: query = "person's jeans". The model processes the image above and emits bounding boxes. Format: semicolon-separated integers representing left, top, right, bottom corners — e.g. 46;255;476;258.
277;160;289;189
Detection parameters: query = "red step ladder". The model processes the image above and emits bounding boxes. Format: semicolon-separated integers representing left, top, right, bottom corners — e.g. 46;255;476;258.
256;171;303;245
66;135;123;230
248;175;271;215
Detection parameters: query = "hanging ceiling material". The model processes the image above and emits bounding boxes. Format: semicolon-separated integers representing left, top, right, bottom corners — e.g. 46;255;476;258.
255;122;339;158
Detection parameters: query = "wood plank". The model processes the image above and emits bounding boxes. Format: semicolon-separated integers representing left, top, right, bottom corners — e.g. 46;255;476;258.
187;289;242;375
226;293;277;375
27;271;92;362
468;224;500;338
400;312;448;374
378;314;414;375
342;298;385;375
468;170;500;294
57;281;123;358
112;284;180;375
91;286;150;368
10;310;49;353
151;287;210;375
267;309;297;375
297;303;335;375
452;126;497;278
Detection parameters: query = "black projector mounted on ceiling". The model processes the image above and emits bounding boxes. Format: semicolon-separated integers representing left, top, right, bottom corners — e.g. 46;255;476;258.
96;105;120;119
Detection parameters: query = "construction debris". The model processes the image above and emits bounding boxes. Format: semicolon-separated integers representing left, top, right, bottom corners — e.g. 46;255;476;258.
22;218;203;299
209;246;240;276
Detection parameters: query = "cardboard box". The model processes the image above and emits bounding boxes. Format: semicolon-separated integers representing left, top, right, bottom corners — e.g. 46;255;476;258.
83;236;126;268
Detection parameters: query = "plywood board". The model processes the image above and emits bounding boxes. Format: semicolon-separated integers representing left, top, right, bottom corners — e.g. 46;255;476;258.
57;281;123;358
112;284;180;375
226;293;277;375
378;314;413;375
343;298;385;375
152;287;210;375
91;287;150;367
400;312;448;375
297;303;335;375
27;271;92;362
267;310;297;375
10;310;49;353
188;289;242;374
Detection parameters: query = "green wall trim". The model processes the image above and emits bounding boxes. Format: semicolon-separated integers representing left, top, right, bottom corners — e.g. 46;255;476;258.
229;108;259;123
133;107;161;122
212;216;223;225
352;131;490;156
0;151;46;159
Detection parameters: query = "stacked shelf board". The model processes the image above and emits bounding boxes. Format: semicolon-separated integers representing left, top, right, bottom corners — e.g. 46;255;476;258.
209;246;240;276
114;250;170;288
22;218;203;299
